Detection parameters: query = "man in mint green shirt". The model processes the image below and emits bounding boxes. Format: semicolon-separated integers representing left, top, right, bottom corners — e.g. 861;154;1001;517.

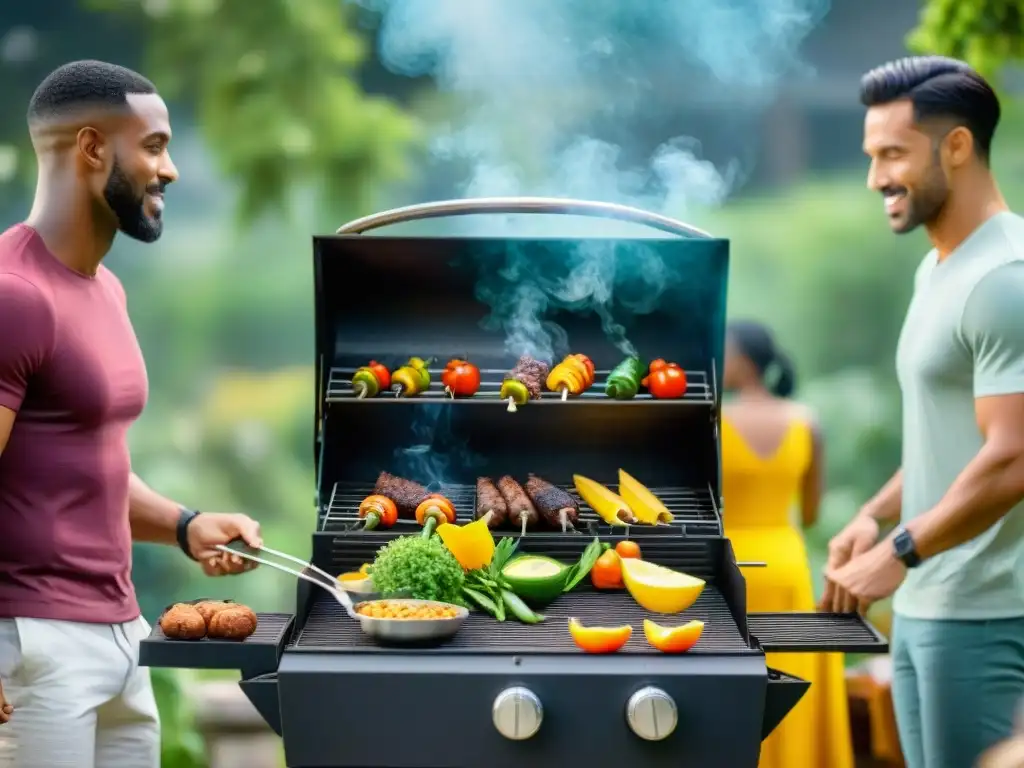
821;56;1024;768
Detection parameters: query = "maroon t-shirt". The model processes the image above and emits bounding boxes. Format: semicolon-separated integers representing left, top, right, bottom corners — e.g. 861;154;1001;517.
0;224;147;623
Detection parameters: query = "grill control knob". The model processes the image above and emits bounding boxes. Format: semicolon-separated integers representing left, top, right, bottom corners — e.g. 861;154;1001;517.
492;686;543;740
626;686;678;741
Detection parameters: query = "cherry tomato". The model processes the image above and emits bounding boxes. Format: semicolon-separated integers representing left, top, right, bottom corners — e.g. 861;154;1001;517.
615;540;642;559
642;361;688;399
442;360;481;397
591;550;624;590
367;360;391;389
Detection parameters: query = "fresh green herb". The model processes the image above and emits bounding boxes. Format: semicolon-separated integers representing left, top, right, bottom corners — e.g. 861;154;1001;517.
370;535;465;605
460;537;535;623
563;537;604;592
491;537;519;574
501;590;544;624
464;586;500;617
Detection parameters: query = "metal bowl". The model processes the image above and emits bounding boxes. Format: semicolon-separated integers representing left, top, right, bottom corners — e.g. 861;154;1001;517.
353;599;468;644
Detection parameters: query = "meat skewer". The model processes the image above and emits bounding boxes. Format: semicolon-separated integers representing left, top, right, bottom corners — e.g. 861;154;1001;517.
525;474;579;532
373;471;429;519
475;477;508;529
499;355;550;413
497;475;539;536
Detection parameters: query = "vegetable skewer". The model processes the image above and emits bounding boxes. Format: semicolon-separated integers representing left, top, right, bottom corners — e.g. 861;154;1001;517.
357;494;399;530
441;359;481;398
605;356;644;400
642;359;688;399
415;494;457;538
500;355;549;412
351;360;391;399
546;354;595;401
391;357;432;398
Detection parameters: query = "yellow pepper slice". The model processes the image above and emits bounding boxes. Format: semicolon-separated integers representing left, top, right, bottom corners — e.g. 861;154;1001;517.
437;517;496;571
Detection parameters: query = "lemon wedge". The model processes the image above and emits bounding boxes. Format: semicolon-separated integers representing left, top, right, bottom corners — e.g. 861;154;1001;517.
621;559;705;613
337;572;375;593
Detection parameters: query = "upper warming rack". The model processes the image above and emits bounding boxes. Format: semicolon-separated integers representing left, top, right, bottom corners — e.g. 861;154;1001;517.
325;365;714;405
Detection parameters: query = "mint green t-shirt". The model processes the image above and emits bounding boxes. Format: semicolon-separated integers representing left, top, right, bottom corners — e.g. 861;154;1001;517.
894;211;1024;620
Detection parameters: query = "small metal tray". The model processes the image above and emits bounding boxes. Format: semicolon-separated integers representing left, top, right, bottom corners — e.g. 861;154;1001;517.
353;598;468;643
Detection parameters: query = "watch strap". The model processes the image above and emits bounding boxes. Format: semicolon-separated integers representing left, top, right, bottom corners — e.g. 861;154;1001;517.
892;526;921;568
177;507;201;560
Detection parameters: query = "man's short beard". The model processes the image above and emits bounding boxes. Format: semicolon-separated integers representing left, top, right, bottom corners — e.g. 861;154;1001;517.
896;147;950;234
103;158;163;243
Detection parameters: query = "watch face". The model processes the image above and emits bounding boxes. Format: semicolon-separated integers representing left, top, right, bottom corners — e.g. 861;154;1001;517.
893;530;919;565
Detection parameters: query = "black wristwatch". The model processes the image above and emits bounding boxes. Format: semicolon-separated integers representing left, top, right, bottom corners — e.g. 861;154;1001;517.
176;507;201;560
892;526;921;568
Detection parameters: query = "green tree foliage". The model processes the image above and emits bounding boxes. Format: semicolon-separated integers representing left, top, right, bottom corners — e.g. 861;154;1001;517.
909;0;1024;81
87;0;421;223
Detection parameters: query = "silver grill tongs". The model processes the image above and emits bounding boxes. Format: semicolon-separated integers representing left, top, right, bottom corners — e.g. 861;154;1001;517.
218;541;469;644
216;542;361;620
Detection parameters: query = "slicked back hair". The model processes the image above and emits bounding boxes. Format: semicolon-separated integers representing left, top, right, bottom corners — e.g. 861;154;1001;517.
27;59;157;125
859;56;1000;163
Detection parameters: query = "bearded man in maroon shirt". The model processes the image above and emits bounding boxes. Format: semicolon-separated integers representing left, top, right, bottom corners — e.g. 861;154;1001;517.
0;60;264;767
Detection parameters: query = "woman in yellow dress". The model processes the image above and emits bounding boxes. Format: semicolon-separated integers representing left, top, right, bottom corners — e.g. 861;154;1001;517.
721;320;853;768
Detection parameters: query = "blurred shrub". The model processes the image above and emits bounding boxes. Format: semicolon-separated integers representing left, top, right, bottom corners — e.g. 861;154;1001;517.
152;668;208;768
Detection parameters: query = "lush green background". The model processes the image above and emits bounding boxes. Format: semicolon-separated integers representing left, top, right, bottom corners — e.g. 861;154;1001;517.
2;0;1022;764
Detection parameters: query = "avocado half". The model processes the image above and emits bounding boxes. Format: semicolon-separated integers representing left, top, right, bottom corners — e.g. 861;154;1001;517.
502;554;571;604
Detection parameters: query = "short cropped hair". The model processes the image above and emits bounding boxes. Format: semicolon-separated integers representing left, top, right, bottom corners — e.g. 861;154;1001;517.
27;60;157;124
859;55;1000;162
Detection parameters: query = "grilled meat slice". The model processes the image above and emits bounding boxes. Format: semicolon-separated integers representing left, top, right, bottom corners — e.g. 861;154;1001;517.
506;355;549;400
525;474;579;532
476;477;508;528
373;471;429;519
497;475;539;535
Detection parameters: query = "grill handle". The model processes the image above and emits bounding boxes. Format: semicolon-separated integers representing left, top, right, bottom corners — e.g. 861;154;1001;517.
336;197;711;239
215;543;359;619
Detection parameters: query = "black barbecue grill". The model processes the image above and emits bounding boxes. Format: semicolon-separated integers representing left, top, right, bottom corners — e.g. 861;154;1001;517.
141;197;888;768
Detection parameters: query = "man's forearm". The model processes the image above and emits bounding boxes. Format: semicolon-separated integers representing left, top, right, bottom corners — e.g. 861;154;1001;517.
128;473;183;545
859;469;903;524
906;444;1024;560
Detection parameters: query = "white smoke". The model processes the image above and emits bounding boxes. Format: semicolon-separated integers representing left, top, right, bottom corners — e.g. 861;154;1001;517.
354;0;829;358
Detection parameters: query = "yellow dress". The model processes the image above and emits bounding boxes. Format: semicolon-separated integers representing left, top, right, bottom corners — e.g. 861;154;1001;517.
721;416;853;768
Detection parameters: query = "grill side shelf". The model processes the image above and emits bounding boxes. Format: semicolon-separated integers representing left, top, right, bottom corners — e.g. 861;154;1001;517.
139;612;294;678
747;612;889;654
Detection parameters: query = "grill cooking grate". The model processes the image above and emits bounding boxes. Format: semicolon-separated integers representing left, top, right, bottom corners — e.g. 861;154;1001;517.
326;366;713;405
320;481;722;537
290;588;751;655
